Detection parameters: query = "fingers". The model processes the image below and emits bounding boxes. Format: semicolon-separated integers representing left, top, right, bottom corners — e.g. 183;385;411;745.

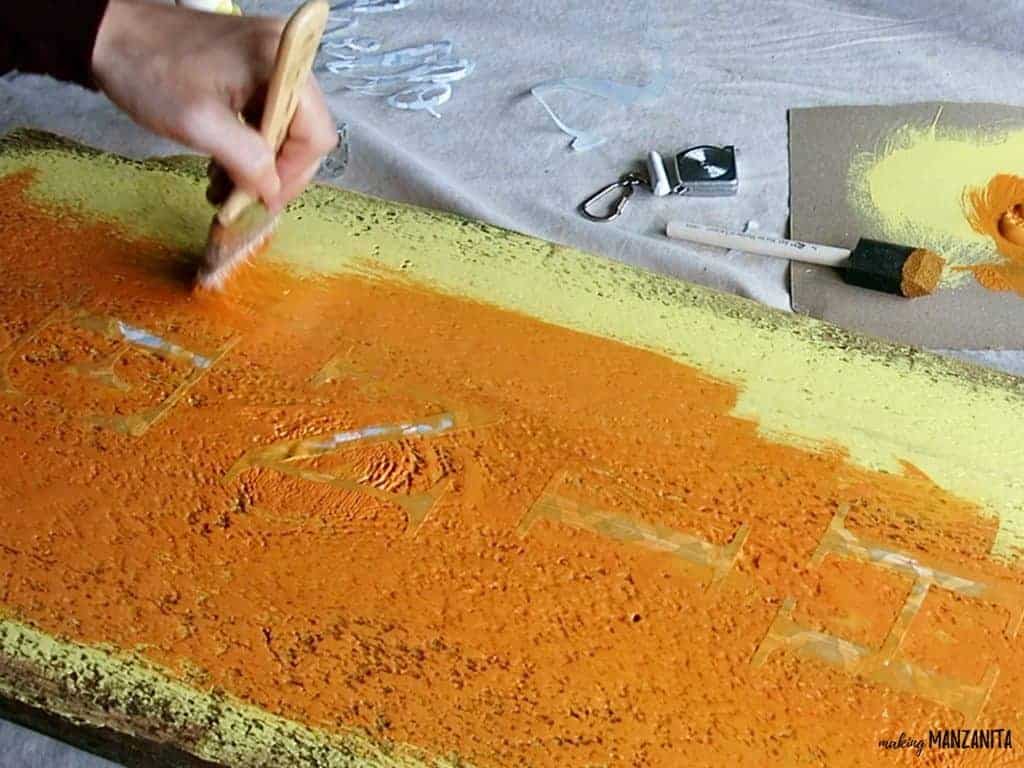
181;97;281;205
266;79;337;212
184;77;334;212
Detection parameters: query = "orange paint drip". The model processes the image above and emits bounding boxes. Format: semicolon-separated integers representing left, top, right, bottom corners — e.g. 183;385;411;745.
1;170;1023;767
962;174;1024;296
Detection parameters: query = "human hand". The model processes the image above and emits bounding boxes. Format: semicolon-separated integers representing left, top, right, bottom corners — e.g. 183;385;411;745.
91;0;337;213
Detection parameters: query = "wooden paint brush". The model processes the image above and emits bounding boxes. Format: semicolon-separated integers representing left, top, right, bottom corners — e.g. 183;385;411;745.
665;221;945;298
197;0;329;290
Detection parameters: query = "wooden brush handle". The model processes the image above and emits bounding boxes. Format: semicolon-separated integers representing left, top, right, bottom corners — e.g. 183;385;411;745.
217;0;329;224
666;221;852;267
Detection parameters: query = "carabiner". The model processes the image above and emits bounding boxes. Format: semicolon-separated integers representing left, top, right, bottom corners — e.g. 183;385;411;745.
579;173;646;222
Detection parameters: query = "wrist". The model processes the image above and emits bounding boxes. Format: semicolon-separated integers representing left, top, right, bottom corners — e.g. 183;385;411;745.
91;0;145;86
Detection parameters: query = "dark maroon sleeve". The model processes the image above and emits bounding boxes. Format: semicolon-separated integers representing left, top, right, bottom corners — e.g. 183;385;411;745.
0;0;111;89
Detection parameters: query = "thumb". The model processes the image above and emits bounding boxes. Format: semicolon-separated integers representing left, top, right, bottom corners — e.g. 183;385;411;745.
182;98;281;205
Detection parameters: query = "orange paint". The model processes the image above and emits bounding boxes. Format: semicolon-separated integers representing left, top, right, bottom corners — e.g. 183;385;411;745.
962;174;1024;296
1;170;1023;766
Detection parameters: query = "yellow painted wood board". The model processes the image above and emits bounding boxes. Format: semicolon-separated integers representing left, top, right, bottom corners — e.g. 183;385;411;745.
0;130;1021;767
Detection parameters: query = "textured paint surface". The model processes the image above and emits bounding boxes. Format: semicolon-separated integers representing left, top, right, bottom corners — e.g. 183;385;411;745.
0;133;1024;768
3;132;1023;558
848;115;1024;289
0;617;445;767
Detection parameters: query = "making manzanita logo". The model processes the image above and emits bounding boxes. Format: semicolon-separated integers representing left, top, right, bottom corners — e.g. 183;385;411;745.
929;729;1013;750
879;732;925;756
879;729;1013;756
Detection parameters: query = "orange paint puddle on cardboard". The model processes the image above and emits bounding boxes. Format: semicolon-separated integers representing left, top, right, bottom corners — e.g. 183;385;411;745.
962;174;1024;297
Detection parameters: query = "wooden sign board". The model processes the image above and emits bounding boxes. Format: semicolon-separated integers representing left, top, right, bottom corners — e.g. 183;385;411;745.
0;131;1022;767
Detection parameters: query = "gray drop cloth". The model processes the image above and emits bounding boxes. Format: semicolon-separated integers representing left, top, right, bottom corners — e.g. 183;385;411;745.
0;720;116;767
2;1;1023;764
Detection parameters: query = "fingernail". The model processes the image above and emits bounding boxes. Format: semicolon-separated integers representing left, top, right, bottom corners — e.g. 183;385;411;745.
262;175;283;213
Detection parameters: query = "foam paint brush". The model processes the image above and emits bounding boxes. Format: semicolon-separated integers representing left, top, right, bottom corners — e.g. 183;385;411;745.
665;221;945;298
197;0;329;290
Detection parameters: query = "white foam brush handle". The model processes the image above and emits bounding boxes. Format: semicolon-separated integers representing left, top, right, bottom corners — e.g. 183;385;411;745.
665;221;852;267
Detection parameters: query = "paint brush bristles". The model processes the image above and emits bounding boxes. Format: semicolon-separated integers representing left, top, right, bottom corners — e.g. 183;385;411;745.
197;202;278;290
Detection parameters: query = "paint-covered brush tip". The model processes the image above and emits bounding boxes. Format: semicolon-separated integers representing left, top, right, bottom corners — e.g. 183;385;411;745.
197;206;279;292
899;248;945;298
